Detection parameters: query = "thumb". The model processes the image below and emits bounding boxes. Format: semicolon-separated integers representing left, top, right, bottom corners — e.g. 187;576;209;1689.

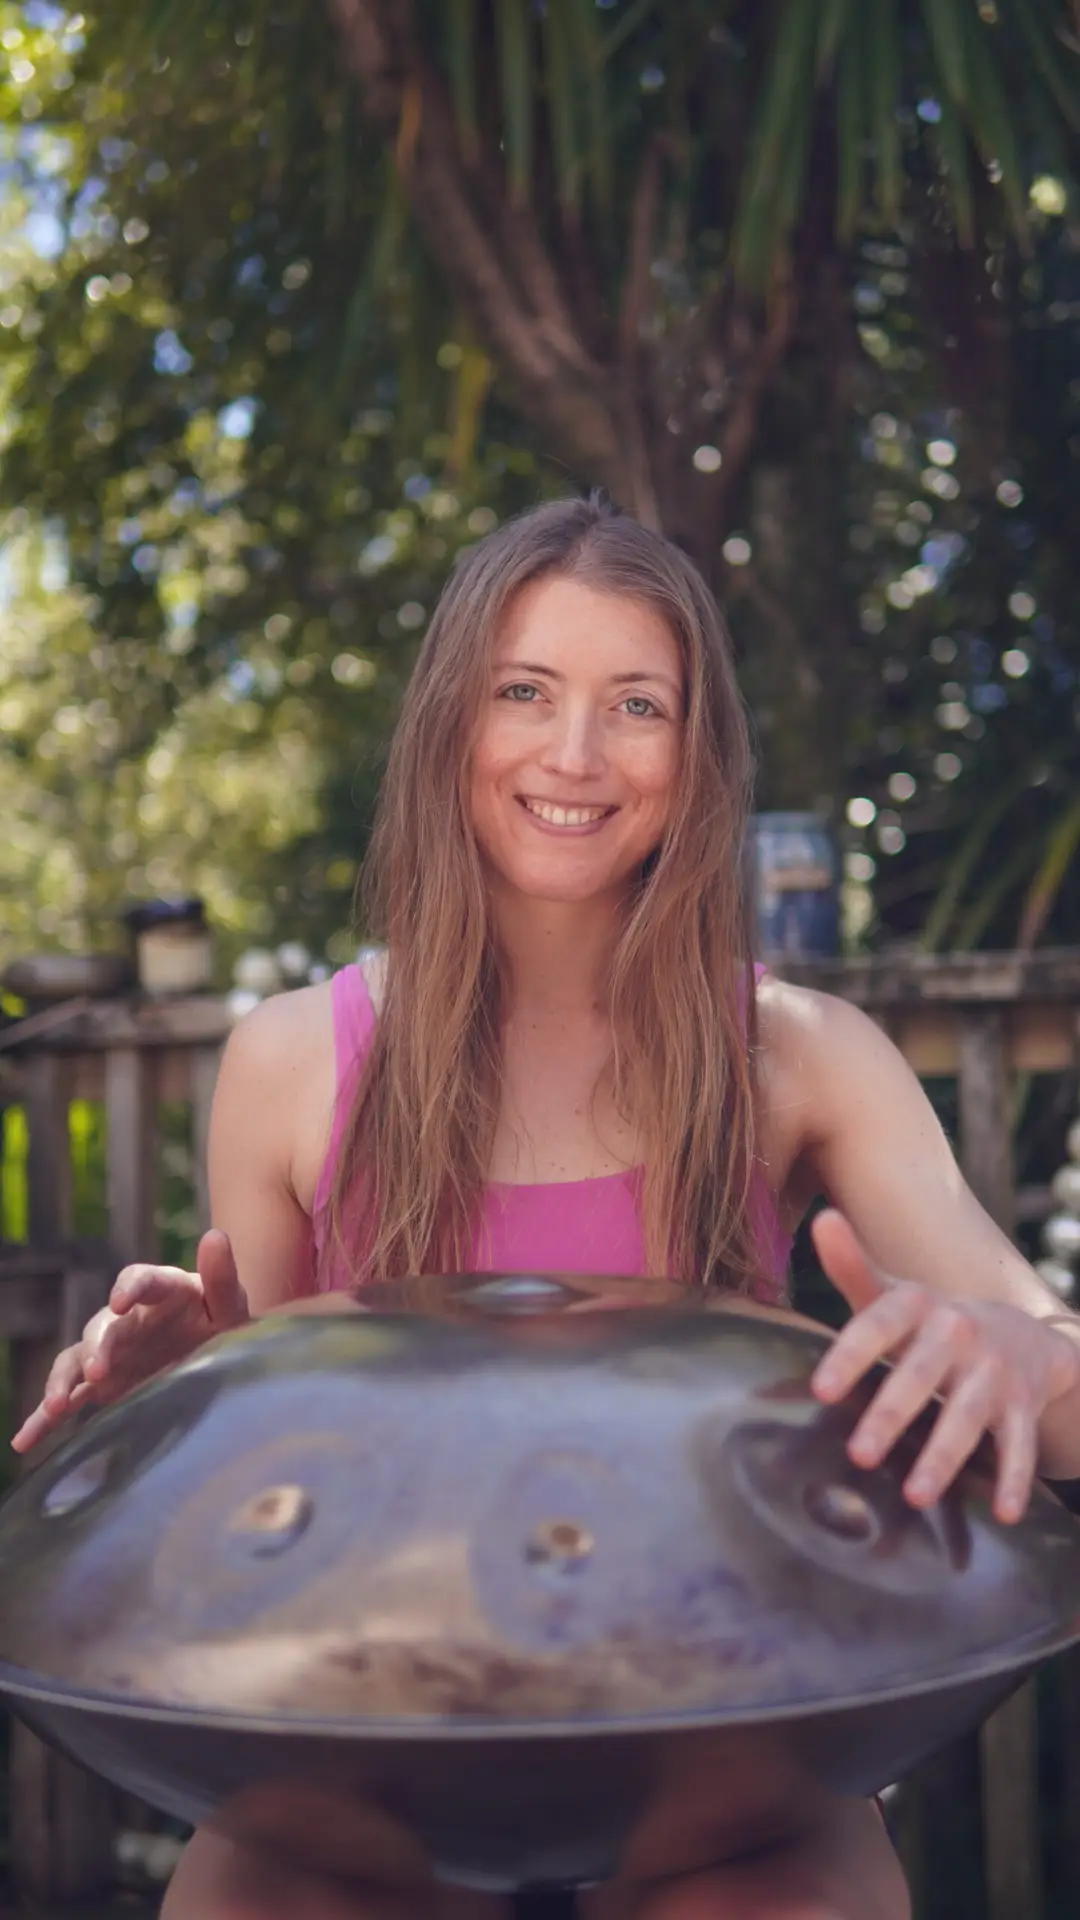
810;1208;890;1319
196;1229;247;1325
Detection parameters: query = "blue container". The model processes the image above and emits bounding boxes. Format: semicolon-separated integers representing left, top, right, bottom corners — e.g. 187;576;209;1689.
751;812;839;962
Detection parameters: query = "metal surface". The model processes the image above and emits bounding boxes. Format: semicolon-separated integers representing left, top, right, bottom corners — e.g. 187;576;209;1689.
1;1274;1079;1891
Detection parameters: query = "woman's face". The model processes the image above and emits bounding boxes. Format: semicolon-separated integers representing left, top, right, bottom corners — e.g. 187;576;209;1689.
469;575;685;907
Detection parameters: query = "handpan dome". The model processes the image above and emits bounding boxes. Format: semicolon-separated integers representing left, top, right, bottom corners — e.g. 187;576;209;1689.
1;1274;1079;1890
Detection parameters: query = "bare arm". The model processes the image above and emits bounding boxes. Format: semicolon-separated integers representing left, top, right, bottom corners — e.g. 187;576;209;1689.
762;980;1080;1498
206;983;334;1312
11;982;336;1450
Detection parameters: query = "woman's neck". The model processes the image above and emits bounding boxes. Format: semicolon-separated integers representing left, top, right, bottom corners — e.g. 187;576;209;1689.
491;885;623;1021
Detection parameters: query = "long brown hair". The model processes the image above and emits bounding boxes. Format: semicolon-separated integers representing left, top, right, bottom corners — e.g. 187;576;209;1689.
326;494;764;1292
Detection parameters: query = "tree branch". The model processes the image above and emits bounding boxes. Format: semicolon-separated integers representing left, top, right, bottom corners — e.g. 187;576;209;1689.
714;278;797;519
326;0;647;507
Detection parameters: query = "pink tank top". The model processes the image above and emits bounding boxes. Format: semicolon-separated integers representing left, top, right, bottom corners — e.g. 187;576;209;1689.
312;965;792;1301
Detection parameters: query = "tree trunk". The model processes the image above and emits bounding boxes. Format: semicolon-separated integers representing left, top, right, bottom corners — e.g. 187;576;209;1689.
327;0;854;810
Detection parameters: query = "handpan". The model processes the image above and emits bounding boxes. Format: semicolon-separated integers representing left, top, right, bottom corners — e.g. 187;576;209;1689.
1;1273;1080;1893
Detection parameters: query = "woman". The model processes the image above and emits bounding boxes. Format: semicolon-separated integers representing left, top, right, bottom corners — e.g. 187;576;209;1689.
15;496;1080;1920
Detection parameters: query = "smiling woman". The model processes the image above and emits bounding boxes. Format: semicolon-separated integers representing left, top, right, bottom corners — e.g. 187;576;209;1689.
16;494;1080;1920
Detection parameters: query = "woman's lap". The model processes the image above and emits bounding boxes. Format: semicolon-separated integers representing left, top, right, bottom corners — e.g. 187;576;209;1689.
160;1826;508;1920
583;1799;909;1920
161;1798;908;1920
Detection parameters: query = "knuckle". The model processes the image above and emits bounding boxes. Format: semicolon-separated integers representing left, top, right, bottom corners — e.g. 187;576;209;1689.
977;1351;1007;1396
894;1279;928;1313
928;1304;968;1346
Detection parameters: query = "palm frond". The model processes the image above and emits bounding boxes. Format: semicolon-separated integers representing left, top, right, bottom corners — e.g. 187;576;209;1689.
444;0;480;162
570;0;612;218
732;0;825;286
544;1;582;220
869;0;902;223
920;756;1055;952
919;0;970;110
834;15;866;241
1016;788;1080;949
1008;0;1080;134
952;837;1041;951
931;88;976;247
957;1;1029;239
496;0;535;204
817;0;855;79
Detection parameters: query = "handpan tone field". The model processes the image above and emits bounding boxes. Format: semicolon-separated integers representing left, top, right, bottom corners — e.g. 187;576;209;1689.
1;1274;1079;1891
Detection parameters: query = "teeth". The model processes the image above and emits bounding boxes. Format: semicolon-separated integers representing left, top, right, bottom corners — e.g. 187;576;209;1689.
524;800;609;827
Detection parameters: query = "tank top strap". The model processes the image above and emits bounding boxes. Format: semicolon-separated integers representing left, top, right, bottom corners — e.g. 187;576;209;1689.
312;964;377;1227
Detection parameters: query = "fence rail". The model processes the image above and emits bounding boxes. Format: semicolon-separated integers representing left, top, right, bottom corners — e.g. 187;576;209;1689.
0;950;1079;1913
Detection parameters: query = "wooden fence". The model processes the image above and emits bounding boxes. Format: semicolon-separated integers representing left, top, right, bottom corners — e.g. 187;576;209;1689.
0;950;1078;1913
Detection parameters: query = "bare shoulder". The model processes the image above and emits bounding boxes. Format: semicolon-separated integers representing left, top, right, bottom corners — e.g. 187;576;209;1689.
755;971;923;1156
221;979;335;1085
756;971;892;1060
213;982;337;1202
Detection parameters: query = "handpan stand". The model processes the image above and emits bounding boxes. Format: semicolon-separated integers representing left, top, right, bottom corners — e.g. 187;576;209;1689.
0;1276;1078;1914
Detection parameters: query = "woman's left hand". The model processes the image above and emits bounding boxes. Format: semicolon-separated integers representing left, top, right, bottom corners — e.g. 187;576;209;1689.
809;1209;1080;1524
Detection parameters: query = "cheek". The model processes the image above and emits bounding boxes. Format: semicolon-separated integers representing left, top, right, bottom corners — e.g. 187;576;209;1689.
626;735;681;807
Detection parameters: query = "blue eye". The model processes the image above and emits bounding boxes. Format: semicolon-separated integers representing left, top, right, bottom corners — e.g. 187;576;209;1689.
501;683;539;702
624;695;658;718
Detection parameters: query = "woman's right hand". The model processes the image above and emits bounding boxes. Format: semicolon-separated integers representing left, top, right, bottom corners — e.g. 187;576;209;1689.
11;1228;250;1455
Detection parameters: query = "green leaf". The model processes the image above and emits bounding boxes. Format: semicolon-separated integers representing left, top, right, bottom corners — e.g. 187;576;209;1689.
544;0;582;219
919;0;969;108
1016;788;1080;949
869;0;901;223
952;837;1039;951
834;13;866;240
559;0;612;219
817;0;855;78
958;1;1029;239
931;89;975;247
594;0;660;69
733;0;825;286
921;756;1056;951
1007;0;1080;135
496;0;535;203
445;0;480;161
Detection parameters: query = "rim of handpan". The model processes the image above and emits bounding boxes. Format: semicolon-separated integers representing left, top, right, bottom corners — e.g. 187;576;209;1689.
0;1614;1075;1743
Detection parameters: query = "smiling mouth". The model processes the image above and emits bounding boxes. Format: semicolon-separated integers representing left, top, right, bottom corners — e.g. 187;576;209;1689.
518;797;617;829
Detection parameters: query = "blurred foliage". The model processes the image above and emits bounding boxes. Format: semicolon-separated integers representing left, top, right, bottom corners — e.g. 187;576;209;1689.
0;0;544;974
0;0;1076;960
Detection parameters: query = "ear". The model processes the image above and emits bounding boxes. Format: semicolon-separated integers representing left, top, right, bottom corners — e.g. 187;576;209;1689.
810;1208;891;1318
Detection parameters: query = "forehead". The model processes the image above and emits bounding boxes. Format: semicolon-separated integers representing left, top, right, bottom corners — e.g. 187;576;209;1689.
493;574;683;679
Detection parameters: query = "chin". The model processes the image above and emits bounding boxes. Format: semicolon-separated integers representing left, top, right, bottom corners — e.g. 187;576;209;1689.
493;856;635;906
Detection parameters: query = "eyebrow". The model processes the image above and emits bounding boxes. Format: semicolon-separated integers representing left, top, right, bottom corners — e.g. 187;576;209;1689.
497;660;683;696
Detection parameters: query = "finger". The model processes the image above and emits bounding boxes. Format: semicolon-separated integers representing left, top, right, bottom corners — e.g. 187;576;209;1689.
902;1357;1002;1508
811;1284;926;1402
845;1313;963;1468
41;1343;91;1408
81;1307;137;1380
11;1402;63;1453
991;1395;1039;1525
110;1264;197;1312
197;1229;247;1327
810;1210;891;1318
83;1307;160;1381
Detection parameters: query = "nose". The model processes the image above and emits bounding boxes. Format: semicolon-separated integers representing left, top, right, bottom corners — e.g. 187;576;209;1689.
540;698;607;782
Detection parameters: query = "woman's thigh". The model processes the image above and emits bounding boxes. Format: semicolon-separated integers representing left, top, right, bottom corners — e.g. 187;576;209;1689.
583;1798;910;1920
161;1826;509;1920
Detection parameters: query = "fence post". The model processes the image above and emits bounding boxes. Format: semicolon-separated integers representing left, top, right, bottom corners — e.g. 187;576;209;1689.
958;1009;1042;1920
9;1061;116;1903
